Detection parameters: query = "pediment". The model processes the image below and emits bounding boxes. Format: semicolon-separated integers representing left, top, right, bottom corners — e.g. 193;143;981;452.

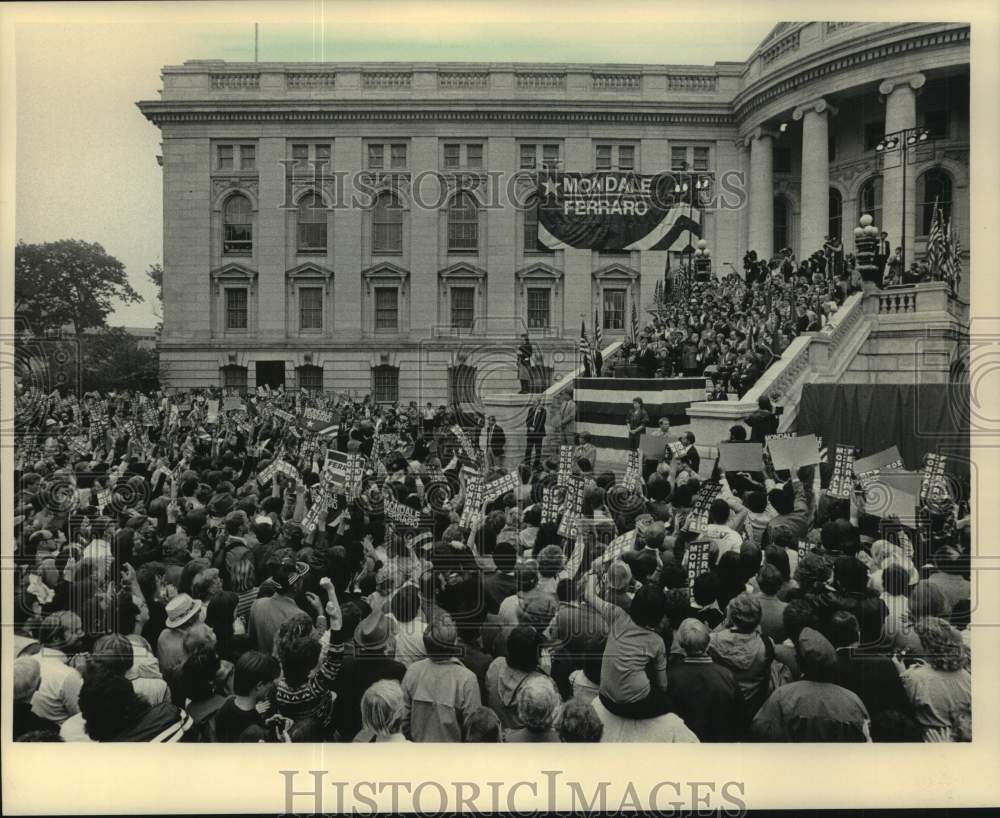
515;262;563;281
210;263;258;281
592;262;639;281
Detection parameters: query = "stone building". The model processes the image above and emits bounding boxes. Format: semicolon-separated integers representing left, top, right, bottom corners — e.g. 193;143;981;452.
137;21;969;398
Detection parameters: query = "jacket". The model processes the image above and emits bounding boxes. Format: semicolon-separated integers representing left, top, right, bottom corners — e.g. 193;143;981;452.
401;657;481;742
114;703;193;742
707;629;773;716
525;406;546;435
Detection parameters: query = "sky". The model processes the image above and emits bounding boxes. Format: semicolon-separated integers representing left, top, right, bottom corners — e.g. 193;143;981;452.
13;1;777;327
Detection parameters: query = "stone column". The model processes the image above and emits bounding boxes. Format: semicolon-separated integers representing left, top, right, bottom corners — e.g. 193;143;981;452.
793;98;837;257
879;73;926;267
745;128;775;260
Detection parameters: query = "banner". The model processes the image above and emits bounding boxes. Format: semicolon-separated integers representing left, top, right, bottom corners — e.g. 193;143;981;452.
854;446;904;478
557;476;585;539
537;172;704;251
828;445;857;499
622;450;641;491
685;483;722;533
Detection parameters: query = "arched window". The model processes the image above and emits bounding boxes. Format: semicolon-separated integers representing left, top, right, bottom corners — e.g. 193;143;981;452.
297;193;327;252
372;192;403;253
829;188;843;242
918;169;953;236
523;194;540;252
773;198;790;254
223;195;253;255
857;176;883;231
448;191;479;253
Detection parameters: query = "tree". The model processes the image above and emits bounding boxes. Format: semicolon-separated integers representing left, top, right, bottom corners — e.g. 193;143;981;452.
15;240;142;336
146;262;163;332
80;327;159;393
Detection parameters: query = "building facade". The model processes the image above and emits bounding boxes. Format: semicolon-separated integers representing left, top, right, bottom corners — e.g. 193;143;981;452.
138;21;969;398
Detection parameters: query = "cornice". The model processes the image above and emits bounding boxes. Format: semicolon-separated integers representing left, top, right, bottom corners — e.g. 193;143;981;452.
733;25;969;123
136;100;737;127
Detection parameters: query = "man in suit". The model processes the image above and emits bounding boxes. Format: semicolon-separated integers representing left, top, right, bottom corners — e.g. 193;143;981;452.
634;338;659;378
524;401;546;470
482;415;506;472
559;392;577;448
876;232;891;278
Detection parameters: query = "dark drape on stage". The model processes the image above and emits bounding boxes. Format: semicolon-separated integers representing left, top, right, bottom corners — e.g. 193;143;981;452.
796;383;969;478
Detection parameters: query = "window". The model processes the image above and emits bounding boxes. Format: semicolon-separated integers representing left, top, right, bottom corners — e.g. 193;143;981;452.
315;144;331;168
594;142;638;171
297;193;327;252
375;287;399;332
240;145;256;171
671;146;687;171
527;287;551;329
292;144;309;169
864;121;886;151
448;191;479;252
217;145;234;170
520;144;536;170
372;192;403;253
217;143;256;171
523;196;540;252
225;288;248;330
618;145;635;170
298;365;323;392
299;286;323;330
773;198;790;253
223;195;253;254
466;144;483;168
922;110;949;139
596;145;612;170
450;287;475;329
693;147;710;172
372;366;399;403
444;143;461;169
918;169;952;235
221;365;247;392
367;142;408;171
829;188;843;242
542;144;560;170
774;147;791;174
602;288;626;331
858;176;883;229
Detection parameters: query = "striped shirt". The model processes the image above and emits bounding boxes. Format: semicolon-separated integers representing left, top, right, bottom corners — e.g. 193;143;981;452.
275;640;345;728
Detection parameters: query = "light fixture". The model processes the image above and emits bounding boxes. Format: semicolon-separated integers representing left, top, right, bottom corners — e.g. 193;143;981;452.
674;181;688;194
918;130;930;141
906;134;917;145
778;122;788;133
875;141;885;152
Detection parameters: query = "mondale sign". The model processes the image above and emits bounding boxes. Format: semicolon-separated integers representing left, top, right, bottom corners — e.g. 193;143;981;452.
537;171;718;251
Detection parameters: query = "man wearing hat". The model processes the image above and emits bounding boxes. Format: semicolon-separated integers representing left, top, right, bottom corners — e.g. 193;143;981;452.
332;606;406;740
156;593;204;674
750;627;870;742
247;558;310;656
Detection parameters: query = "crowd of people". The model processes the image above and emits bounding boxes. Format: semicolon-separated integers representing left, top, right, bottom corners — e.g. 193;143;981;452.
11;364;972;744
616;245;857;397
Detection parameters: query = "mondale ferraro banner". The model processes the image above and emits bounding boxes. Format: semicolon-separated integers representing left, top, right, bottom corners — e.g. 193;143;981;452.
536;172;706;251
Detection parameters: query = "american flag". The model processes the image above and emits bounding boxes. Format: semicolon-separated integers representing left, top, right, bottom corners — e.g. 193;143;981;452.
579;319;594;375
944;218;962;295
926;198;945;277
593;307;602;352
630;300;639;344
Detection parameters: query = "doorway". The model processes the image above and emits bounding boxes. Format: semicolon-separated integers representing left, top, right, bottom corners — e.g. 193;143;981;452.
255;360;286;389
